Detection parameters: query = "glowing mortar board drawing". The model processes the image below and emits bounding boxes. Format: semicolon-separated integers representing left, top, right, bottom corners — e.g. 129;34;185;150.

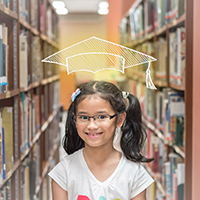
42;36;157;89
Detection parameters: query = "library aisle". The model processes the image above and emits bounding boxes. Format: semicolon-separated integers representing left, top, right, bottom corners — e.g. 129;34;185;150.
117;0;200;200
0;0;200;200
0;0;61;199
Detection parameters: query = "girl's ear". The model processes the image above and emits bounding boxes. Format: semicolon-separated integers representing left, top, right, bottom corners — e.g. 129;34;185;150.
116;112;126;128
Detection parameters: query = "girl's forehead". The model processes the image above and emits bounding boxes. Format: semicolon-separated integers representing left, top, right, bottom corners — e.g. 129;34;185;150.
79;94;107;104
77;94;114;112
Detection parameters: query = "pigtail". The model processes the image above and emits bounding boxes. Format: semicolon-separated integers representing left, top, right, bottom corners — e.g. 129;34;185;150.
121;93;153;163
62;101;84;154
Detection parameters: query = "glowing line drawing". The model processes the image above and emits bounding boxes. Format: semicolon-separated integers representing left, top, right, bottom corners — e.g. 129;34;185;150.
42;36;157;89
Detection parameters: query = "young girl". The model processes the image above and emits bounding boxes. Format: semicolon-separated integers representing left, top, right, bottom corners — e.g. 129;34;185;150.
48;81;154;200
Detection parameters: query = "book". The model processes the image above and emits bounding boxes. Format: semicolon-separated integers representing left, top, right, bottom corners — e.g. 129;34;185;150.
14;97;19;160
178;0;185;18
155;91;164;131
0;24;3;92
177;163;185;200
176;27;185;85
0;112;2;184
20;92;32;155
19;34;28;88
165;162;171;200
169;152;184;199
144;87;154;122
169;31;176;84
32;36;42;83
0;24;9;93
169;91;185;145
1;107;14;177
13;20;18;90
30;0;38;29
155;38;167;83
144;0;154;35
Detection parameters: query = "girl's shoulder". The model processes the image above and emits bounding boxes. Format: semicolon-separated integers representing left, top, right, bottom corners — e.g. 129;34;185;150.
121;154;146;172
59;148;83;165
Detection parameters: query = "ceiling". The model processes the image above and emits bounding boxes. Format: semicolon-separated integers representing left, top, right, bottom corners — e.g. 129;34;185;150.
60;0;107;14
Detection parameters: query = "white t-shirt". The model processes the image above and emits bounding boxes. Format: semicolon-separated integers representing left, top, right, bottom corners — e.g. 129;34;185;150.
48;149;154;200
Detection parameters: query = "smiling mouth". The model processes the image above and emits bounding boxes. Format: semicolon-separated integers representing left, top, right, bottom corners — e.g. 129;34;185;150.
85;132;103;138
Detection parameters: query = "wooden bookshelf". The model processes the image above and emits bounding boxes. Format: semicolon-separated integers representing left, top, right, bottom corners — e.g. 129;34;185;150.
0;0;60;199
120;0;189;199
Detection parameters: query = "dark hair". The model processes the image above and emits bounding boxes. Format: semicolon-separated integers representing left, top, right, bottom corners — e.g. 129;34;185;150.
63;81;153;163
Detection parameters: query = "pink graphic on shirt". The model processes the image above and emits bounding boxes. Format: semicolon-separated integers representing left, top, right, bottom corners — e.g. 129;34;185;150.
77;195;121;200
77;195;90;200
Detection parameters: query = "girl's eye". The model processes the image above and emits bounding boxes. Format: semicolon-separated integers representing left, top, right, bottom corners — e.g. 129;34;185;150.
98;115;107;120
79;115;88;120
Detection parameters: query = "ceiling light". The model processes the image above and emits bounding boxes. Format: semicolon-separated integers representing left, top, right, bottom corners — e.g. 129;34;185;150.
56;7;68;15
99;1;109;9
52;1;65;9
98;8;109;15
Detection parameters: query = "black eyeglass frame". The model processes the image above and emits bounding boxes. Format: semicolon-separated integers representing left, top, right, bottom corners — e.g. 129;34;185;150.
73;113;119;123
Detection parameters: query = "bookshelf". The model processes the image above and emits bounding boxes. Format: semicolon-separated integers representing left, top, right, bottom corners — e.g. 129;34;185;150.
119;0;193;199
0;0;60;199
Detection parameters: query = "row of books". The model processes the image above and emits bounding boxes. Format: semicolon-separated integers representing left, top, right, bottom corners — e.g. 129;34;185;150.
144;86;185;146
156;88;185;146
0;177;11;199
19;31;59;89
125;80;185;147
120;0;185;43
169;27;185;86
42;42;59;79
20;92;40;156
0;8;59;94
20;81;60;157
124;26;185;87
19;0;29;23
124;41;155;82
18;0;59;41
0;0;10;9
0;24;9;93
154;0;185;30
0;108;60;199
40;0;59;42
145;131;185;200
155;26;185;86
0;26;57;93
0;82;60;182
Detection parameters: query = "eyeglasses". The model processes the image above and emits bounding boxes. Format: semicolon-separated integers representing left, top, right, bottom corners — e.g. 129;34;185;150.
74;113;118;124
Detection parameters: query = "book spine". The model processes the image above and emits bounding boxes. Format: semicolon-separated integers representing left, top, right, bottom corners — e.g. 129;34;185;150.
14;96;19;160
0;112;2;184
13;20;18;90
2;127;6;180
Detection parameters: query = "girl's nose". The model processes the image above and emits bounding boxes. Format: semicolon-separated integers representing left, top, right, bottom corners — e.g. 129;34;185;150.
86;118;99;129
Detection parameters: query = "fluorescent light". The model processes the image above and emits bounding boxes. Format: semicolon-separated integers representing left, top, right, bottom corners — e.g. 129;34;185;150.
98;8;109;15
52;1;65;9
56;7;68;15
52;1;68;15
99;1;109;9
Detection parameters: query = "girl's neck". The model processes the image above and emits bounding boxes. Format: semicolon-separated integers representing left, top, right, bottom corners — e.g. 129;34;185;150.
83;145;120;164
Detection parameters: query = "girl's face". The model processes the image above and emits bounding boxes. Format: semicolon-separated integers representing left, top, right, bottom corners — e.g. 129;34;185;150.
75;94;125;149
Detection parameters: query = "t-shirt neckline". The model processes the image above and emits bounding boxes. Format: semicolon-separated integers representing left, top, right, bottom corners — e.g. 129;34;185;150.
80;149;124;186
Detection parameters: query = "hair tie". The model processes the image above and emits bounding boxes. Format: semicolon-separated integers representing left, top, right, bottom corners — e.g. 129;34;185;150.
71;88;81;102
122;91;129;98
